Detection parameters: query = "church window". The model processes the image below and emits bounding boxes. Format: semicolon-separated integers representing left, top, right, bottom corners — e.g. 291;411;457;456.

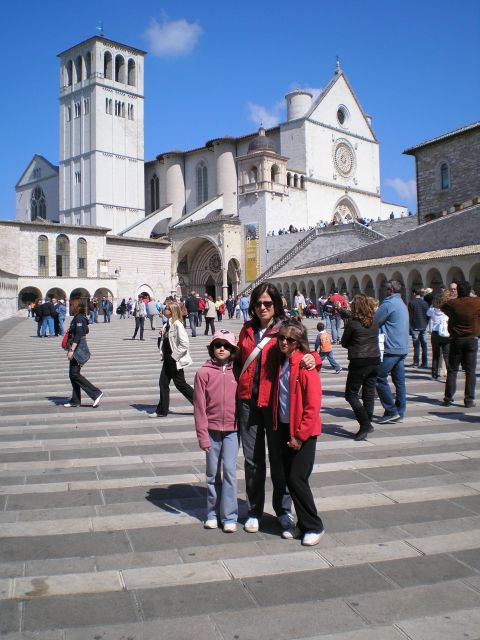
440;162;449;190
115;54;125;83
74;102;81;118
287;172;291;187
84;99;89;115
250;166;258;183
65;60;73;86
337;105;349;127
128;104;134;120
74;55;83;83
196;162;208;206
127;59;136;86
104;51;112;79
74;171;81;185
38;235;49;276
150;174;160;212
293;174;298;188
121;102;125;118
56;234;70;277
85;51;91;79
115;100;120;116
300;176;305;189
66;106;71;122
31;187;46;220
77;238;87;277
33;168;41;180
271;164;279;183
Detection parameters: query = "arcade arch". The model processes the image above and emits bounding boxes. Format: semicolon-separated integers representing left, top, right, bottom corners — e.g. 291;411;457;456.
407;269;423;295
18;286;42;309
94;287;114;301
425;268;443;290
469;263;480;295
46;287;67;301
446;266;465;285
361;274;375;298
349;275;360;297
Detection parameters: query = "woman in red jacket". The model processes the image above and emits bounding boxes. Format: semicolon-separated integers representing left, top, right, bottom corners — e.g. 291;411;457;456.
235;283;318;536
273;319;324;546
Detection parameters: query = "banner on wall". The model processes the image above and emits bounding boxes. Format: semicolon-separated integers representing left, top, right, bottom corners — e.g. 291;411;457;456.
245;223;260;282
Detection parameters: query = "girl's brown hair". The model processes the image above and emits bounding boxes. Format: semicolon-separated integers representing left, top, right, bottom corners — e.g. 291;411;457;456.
167;302;183;323
278;319;309;353
351;294;376;327
432;289;450;308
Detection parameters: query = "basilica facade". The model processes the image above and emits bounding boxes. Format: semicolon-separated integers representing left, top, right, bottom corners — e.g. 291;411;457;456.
2;34;406;317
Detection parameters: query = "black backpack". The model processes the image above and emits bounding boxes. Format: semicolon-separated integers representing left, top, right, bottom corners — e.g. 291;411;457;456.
323;300;335;315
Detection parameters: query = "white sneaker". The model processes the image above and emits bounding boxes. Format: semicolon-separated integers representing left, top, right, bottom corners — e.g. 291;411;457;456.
277;512;295;531
92;392;103;408
223;522;237;533
203;519;218;529
244;517;259;533
282;527;300;540
302;530;325;546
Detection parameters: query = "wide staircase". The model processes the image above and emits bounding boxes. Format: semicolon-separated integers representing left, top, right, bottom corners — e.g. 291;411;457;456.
0;316;479;638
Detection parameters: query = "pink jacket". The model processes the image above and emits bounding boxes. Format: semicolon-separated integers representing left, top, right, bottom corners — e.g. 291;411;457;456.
193;359;238;449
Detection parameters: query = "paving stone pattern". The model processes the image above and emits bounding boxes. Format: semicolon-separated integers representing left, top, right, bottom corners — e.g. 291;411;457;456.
0;316;479;639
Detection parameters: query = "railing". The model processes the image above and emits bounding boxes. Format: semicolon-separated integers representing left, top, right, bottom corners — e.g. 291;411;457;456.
239;220;386;296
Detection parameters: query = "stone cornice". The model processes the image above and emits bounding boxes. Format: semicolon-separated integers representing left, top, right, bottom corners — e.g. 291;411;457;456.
306;176;380;199
59;151;143;164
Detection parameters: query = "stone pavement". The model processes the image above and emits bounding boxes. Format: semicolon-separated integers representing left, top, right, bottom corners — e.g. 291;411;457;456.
0;315;479;640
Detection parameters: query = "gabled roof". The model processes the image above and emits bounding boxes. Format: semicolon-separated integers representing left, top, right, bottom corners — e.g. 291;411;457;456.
304;66;378;142
15;155;59;188
404;121;480;154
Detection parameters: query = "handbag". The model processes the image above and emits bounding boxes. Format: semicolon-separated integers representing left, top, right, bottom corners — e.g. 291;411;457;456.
438;317;450;338
61;330;70;350
240;336;272;375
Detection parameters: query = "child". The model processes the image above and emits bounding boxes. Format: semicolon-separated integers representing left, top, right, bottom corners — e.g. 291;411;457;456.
272;319;324;546
314;322;342;373
193;330;239;533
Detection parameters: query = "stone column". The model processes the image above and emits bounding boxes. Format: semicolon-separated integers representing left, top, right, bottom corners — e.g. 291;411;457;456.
222;267;228;301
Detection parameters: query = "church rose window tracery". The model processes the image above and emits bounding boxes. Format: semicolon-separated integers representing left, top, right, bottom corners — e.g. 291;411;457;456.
31;187;46;220
209;254;221;273
333;140;356;177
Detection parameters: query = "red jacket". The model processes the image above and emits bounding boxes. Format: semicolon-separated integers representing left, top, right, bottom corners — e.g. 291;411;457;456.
272;350;322;441
193;359;237;449
329;293;348;310
236;322;282;407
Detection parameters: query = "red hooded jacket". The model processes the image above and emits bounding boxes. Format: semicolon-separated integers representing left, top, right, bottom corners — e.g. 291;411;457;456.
272;350;322;441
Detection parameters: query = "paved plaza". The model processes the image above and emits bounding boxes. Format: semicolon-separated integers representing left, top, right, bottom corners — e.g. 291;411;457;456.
0;315;479;639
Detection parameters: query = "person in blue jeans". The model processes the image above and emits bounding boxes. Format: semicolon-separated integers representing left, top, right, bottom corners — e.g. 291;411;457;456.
375;280;410;424
408;289;429;367
240;295;250;321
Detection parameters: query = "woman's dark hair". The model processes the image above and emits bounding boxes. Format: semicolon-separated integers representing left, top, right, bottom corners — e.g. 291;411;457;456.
248;283;285;326
350;294;376;327
76;300;87;316
432;289;450;308
277;319;309;353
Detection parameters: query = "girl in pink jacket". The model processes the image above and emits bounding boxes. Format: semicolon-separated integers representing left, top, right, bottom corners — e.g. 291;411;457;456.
193;330;239;532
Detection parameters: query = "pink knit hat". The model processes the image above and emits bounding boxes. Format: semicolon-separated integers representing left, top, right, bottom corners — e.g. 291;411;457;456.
209;329;237;349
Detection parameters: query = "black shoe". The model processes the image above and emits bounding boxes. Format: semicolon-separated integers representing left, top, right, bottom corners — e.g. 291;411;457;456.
442;399;453;407
465;401;476;408
354;425;374;441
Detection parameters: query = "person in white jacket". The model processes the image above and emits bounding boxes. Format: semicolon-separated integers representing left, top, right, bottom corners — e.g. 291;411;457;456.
426;290;450;380
149;302;194;417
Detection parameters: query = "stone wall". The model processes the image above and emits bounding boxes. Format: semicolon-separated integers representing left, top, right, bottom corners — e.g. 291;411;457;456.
0;270;19;320
370;216;418;237
414;128;480;219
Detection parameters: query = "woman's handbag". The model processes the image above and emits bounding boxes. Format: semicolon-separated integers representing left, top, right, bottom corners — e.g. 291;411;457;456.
73;340;91;366
62;329;74;351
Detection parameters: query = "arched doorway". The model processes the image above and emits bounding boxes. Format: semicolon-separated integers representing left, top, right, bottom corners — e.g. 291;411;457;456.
205;275;216;299
332;197;358;224
406;269;423;300
469;263;480;295
376;273;388;301
425;268;443;291
69;287;91;314
446;266;465;286
176;237;225;298
46;287;67;302
136;284;154;299
391;271;406;302
349;275;360;298
94;287;114;301
18;286;42;309
361;274;374;298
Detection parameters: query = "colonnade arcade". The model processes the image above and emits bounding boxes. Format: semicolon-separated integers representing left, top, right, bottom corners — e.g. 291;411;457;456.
274;258;480;307
17;285;114;308
174;237;241;300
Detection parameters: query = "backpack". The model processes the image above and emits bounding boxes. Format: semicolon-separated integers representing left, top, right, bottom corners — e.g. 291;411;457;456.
323;300;335;315
219;303;225;315
319;331;332;353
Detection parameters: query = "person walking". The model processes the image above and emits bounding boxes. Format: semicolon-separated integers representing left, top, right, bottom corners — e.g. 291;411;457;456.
235;283;319;536
57;299;66;336
101;297;111;323
427;290;450;380
314;321;342;373
226;294;235;319
34;298;43;337
146;299;158;330
341;294;381;441
63;301;103;409
375;280;410;423
194;330;239;532
132;296;146;340
185;291;199;337
204;295;216;335
326;289;348;344
408;288;429;368
215;297;225;322
239;294;249;321
118;298;127;320
149;302;194;417
40;298;56;337
441;281;480;408
271;319;324;546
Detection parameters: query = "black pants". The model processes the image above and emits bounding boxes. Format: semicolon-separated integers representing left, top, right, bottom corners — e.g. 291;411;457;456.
103;312;110;323
69;358;101;405
155;354;194;415
344;362;378;429
132;317;145;339
238;399;291;518
204;317;215;335
278;422;323;532
444;336;478;404
431;331;450;378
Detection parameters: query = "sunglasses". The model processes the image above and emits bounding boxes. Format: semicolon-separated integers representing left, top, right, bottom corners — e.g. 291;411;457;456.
212;342;234;350
254;300;274;309
277;334;297;344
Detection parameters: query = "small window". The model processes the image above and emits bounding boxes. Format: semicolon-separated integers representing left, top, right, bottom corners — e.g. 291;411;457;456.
56;234;70;277
286;172;291;187
196;162;208;206
85;52;92;79
77;238;87;277
121;102;125;118
250;166;258;183
115;54;125;83
337;105;349;127
66;106;71;122
74;55;82;83
74;102;81;118
84;98;89;115
33;168;41;180
38;235;49;276
75;171;81;185
65;60;73;86
127;59;136;86
293;174;298;188
440;162;449;190
150;174;160;212
128;104;134;120
300;176;305;189
104;51;112;79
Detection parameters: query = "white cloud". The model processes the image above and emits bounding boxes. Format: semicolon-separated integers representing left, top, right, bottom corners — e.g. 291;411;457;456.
143;16;202;57
385;177;417;201
248;100;285;128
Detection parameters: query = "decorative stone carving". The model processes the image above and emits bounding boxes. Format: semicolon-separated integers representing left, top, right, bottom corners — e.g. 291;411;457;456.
209;254;221;273
333;140;356;177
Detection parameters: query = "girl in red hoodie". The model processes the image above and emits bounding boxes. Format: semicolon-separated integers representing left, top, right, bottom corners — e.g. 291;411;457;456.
273;319;324;546
193;330;239;533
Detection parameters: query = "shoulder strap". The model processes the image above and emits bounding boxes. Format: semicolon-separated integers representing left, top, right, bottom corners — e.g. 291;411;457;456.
240;336;272;376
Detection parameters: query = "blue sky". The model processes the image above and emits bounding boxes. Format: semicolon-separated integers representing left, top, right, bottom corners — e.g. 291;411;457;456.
2;0;479;218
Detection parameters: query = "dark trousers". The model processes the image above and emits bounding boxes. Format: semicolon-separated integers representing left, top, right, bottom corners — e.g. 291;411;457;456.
431;331;450;378
69;358;101;405
204;317;215;335
345;362;378;429
445;336;478;403
238;399;291;518
278;422;323;532
155;354;194;415
411;328;428;366
188;312;198;337
132;317;145;339
103;312;110;323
